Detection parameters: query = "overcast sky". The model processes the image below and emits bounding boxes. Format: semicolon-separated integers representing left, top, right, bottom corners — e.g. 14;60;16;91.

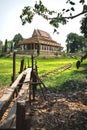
0;0;86;49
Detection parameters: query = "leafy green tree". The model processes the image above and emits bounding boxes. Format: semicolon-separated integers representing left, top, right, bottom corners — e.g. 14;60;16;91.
7;40;14;52
4;39;8;53
0;40;3;54
66;33;87;53
1;45;5;53
80;14;87;38
80;14;87;62
20;0;87;33
0;40;3;46
13;33;23;49
78;35;87;51
66;33;78;53
66;42;70;53
10;41;13;52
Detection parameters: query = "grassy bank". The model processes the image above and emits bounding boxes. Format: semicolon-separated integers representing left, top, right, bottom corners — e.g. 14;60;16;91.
39;58;86;87
0;56;87;88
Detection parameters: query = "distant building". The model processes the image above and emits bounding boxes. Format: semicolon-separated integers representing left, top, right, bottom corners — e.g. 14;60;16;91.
18;29;63;56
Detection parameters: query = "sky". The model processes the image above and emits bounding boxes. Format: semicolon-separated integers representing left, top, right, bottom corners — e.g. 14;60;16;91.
0;0;86;49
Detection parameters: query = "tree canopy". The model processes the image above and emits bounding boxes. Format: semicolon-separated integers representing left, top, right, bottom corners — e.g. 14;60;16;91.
66;32;87;53
0;40;3;47
0;40;3;53
13;33;23;49
4;39;8;53
20;0;87;33
7;40;13;52
80;14;87;38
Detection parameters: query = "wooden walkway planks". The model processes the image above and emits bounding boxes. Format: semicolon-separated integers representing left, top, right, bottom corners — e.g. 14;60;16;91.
0;68;32;129
17;68;32;100
0;71;26;120
40;63;72;78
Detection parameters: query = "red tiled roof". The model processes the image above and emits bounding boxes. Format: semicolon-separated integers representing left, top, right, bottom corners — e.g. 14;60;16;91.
33;29;52;40
19;29;63;48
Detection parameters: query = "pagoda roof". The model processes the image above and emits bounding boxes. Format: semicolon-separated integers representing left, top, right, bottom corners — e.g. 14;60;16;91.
19;29;63;48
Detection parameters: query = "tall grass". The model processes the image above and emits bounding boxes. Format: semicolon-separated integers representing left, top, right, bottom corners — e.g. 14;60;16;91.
0;56;87;88
0;57;20;86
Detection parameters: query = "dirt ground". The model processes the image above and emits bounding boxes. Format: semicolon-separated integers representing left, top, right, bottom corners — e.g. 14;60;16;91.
26;80;87;130
0;79;87;130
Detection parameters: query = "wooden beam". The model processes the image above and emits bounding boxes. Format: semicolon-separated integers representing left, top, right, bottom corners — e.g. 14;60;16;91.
0;68;32;129
0;70;26;120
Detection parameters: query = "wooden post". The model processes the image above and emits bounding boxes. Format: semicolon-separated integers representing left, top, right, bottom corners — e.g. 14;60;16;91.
31;55;34;71
35;60;38;73
19;58;24;73
28;58;30;68
32;72;36;100
28;55;34;105
31;55;36;100
16;101;25;130
12;51;16;82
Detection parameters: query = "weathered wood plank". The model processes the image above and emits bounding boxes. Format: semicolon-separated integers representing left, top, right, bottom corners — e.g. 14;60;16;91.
17;68;32;102
10;70;26;90
5;67;31;119
0;71;25;120
0;114;15;129
0;68;32;129
40;63;72;78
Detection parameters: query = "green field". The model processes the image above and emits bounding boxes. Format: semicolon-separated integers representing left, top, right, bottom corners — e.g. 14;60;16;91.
0;56;87;89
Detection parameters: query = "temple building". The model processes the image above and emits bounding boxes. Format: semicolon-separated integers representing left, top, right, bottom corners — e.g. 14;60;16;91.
18;29;63;56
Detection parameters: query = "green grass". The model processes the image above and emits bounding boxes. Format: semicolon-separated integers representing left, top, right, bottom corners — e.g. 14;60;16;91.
37;58;75;74
37;58;87;90
0;57;20;86
0;56;87;90
41;59;87;89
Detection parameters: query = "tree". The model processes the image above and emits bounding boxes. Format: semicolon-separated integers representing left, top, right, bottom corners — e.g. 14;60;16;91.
80;14;87;38
4;39;8;53
78;35;87;51
0;40;3;54
10;41;13;52
20;0;87;33
13;33;23;49
66;33;87;53
80;14;87;57
0;40;3;46
7;40;14;52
